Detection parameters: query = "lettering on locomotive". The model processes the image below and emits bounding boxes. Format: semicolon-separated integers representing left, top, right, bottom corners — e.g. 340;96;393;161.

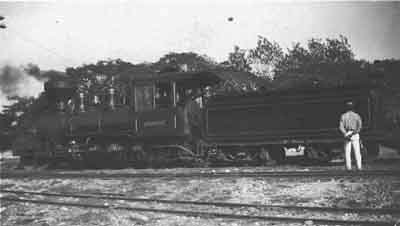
143;120;168;127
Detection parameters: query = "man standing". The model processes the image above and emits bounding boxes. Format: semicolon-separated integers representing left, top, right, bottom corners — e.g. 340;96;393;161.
339;101;363;170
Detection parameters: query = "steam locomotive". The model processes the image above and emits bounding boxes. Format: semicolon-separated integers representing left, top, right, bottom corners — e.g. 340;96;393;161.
13;69;388;168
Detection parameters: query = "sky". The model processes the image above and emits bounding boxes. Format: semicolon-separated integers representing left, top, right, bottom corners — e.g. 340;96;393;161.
0;0;400;111
0;1;399;71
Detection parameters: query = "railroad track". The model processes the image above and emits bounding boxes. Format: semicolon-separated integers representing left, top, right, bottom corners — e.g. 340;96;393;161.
1;189;398;226
2;169;400;179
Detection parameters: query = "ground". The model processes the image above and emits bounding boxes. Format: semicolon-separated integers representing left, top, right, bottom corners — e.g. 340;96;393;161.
1;149;400;225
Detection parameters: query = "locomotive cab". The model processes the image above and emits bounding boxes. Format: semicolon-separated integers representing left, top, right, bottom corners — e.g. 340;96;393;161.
131;71;221;144
110;70;221;167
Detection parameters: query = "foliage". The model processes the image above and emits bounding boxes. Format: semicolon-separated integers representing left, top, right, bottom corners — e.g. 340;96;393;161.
153;52;261;94
223;35;361;90
248;36;284;78
66;59;136;83
267;35;358;89
153;52;219;72
66;59;135;77
212;71;270;94
65;59;138;97
227;46;251;72
1;96;49;130
0;97;36;148
224;35;361;90
370;59;400;128
372;59;400;91
64;54;220;99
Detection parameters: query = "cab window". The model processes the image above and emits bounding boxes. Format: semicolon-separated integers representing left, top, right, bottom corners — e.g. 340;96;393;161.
155;81;173;109
118;85;130;105
109;85;130;107
176;86;203;108
135;83;154;112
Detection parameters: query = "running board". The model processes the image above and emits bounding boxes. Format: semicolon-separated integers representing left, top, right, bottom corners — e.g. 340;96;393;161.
152;145;196;157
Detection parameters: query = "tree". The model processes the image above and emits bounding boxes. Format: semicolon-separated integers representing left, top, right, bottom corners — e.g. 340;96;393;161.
0;96;38;133
248;36;284;78
274;35;358;89
276;42;310;74
65;58;138;97
325;35;354;64
307;38;326;64
227;46;251;72
154;52;218;72
66;58;136;80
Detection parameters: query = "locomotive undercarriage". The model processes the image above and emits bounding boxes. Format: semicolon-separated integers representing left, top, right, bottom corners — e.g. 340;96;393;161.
37;134;205;169
17;135;380;169
206;140;380;167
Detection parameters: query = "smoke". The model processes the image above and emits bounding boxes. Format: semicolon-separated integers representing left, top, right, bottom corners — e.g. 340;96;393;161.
0;64;45;112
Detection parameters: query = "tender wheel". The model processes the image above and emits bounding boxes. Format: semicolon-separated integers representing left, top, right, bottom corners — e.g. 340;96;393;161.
270;147;285;163
18;154;35;168
304;145;331;164
363;141;380;159
258;147;275;166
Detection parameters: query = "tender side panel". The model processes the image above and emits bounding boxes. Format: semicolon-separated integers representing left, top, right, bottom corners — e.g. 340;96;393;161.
205;90;372;144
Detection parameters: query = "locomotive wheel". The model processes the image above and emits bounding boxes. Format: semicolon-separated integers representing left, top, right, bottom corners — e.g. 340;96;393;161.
259;147;275;166
114;150;129;169
13;133;42;168
101;143;129;169
144;146;175;168
18;154;35;168
127;145;146;168
303;146;331;165
190;140;208;167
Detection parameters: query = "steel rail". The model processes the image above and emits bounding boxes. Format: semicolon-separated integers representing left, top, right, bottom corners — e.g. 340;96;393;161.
1;197;395;226
2;189;399;215
2;169;400;179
